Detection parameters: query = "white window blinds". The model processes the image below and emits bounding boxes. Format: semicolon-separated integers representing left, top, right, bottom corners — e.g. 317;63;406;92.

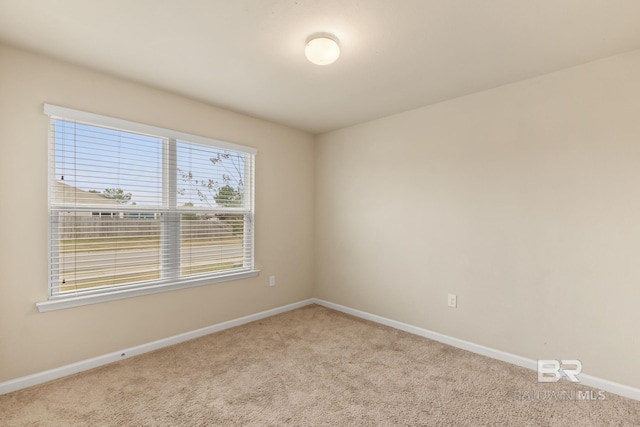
45;105;256;301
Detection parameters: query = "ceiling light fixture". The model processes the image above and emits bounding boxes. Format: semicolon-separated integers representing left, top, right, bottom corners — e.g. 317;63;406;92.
305;33;340;65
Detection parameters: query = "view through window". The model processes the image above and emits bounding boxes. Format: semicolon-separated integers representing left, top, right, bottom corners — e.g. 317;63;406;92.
46;105;256;300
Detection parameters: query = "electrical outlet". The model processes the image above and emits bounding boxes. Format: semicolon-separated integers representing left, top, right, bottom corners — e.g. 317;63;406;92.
269;275;276;287
448;294;457;308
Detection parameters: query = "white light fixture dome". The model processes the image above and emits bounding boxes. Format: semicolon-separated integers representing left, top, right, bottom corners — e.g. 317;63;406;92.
305;33;340;65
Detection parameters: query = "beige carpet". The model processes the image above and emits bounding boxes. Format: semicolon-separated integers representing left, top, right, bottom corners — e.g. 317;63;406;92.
0;305;638;426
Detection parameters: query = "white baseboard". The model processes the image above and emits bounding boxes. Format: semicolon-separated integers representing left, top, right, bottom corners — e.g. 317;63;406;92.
0;299;315;396
3;297;638;401
311;298;640;401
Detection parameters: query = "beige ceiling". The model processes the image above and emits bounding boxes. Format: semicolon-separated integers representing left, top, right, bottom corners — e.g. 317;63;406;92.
1;0;640;134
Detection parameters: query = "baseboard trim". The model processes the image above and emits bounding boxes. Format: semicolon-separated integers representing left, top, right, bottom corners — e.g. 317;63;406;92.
3;298;638;401
0;299;315;396
312;298;640;401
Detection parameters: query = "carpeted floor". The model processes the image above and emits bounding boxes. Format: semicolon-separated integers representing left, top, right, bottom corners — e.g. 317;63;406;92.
0;304;638;426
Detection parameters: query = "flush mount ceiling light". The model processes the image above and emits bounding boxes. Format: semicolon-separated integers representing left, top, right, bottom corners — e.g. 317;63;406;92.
305;33;340;65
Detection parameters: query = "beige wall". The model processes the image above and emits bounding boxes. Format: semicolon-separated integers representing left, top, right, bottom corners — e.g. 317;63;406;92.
0;44;315;382
315;50;640;388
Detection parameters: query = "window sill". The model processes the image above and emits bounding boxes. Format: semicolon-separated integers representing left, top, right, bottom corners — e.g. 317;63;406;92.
36;270;260;312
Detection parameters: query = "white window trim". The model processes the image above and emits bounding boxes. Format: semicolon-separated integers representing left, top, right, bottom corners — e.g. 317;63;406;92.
36;270;259;312
37;104;259;312
43;104;257;155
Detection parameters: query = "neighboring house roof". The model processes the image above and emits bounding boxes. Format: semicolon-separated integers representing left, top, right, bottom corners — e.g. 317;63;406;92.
52;181;123;206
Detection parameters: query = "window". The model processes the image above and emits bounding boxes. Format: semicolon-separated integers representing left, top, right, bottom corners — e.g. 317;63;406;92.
38;105;257;311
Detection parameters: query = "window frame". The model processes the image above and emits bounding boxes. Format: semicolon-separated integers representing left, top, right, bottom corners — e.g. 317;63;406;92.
37;104;258;312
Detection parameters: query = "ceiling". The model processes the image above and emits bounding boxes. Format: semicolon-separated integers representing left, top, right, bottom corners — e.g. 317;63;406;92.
1;1;640;134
